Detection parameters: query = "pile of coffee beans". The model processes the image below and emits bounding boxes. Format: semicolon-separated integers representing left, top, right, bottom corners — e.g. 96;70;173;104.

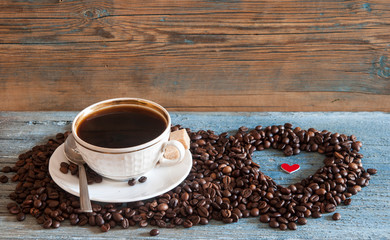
59;161;103;184
2;124;377;233
59;162;147;186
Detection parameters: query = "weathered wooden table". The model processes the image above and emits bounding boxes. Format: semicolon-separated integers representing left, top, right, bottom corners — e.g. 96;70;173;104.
0;112;389;239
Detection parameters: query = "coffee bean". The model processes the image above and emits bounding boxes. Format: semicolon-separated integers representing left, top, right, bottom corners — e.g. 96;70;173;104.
173;217;184;225
189;215;201;225
356;178;366;186
156;219;166;228
139;220;148;227
112;212;124;222
100;223;110;232
157;203;168;212
367;168;377;175
198;206;209;218
315;188;326;195
269;220;279;228
95;215;104;226
344;199;352;205
250;208;260;217
48;200;59;208
132;214;143;222
0;175;9;183
221;209;231;218
43;218;53;229
222;166;232;174
347;186;359;195
200;217;209;225
325;203;336;213
70;217;79;225
36;215;45;225
2;166;12;173
33;199;42;208
9;206;21;215
121;218;130;229
59;166;68;174
183;219;193;228
124;209;136;219
7;202;17;209
332;213;341;220
16;212;26;221
52;220;61;228
295;206;307;212
78;216;89;226
150;229;160;236
128;178;136;186
138;176;147;183
287;222;297;230
279;223;288;230
297;217;307;225
181;192;190;201
277;217;288;225
222;217;233;223
269;212;281;218
88;215;96;226
259;214;270;223
312;211;322;218
258;201;267;209
312;205;320;212
186;205;194;215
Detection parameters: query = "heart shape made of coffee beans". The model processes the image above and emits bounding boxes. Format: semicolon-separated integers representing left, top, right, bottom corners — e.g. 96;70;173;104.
185;123;373;230
7;124;376;233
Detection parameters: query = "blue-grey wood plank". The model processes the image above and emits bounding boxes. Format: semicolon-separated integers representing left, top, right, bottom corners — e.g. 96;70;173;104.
0;112;389;239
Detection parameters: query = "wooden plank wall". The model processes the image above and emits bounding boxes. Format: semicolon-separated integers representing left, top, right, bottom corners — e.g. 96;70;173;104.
0;0;389;111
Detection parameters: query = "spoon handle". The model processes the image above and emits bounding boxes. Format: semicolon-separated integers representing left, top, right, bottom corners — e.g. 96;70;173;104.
78;164;93;212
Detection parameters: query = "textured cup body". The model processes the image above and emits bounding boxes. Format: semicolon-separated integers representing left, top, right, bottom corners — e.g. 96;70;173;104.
76;132;169;180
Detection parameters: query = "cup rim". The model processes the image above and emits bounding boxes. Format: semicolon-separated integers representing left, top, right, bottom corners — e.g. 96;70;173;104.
71;97;171;153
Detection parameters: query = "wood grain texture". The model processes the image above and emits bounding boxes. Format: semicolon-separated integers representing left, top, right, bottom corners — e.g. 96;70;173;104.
0;0;390;111
0;111;389;239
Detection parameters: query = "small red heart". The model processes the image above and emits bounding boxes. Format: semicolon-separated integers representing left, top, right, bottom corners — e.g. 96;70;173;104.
281;163;300;174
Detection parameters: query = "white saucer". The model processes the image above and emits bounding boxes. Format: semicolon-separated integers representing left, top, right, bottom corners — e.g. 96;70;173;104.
48;144;193;203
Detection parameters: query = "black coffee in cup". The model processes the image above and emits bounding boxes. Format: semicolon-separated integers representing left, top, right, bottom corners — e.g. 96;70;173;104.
76;105;167;148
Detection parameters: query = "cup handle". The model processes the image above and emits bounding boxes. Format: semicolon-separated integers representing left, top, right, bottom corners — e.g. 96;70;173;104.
159;140;186;167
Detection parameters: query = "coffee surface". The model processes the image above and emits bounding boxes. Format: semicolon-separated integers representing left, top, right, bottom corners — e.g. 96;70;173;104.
77;106;166;148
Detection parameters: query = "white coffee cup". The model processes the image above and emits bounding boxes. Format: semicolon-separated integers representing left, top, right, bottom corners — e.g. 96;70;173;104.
71;98;185;181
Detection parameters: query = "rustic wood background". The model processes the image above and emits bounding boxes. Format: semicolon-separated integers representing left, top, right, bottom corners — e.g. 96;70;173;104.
1;0;390;111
